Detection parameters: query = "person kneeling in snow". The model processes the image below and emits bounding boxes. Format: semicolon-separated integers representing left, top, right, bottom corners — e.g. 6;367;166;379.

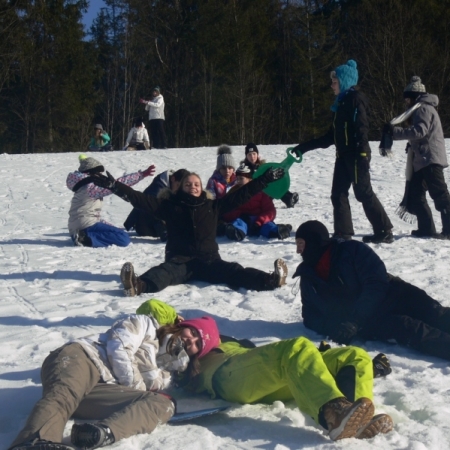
220;164;292;241
8;299;220;450
123;118;150;150
66;154;155;248
294;220;450;362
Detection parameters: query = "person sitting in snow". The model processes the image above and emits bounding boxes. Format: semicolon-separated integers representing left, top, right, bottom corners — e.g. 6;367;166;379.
220;164;292;241
123;118;150;150
293;219;450;362
242;142;299;209
88;124;112;152
123;168;189;241
66;154;155;248
206;144;237;199
8;299;219;450
90;169;289;296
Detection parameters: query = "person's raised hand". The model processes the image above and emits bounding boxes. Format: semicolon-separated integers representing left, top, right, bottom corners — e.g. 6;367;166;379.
142;164;156;178
261;167;285;184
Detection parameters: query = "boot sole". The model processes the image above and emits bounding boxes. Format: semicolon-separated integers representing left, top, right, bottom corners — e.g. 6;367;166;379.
12;443;76;450
274;259;288;287
120;262;136;297
329;397;375;441
356;413;394;439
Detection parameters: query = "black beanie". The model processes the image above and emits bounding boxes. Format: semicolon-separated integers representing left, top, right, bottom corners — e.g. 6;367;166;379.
295;220;331;266
245;142;259;155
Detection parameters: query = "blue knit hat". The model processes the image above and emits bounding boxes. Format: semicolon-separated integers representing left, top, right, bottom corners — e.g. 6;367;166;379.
332;59;358;92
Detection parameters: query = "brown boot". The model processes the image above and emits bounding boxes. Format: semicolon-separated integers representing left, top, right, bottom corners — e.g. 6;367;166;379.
322;397;374;441
120;262;146;297
355;413;394;439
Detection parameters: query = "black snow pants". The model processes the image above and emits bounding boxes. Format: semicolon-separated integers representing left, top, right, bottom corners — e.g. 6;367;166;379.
331;154;392;236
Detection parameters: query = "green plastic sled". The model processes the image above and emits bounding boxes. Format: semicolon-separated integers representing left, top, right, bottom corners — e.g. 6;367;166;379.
253;148;302;199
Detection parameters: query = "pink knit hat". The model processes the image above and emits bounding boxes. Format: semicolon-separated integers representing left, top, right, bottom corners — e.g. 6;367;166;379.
179;316;220;358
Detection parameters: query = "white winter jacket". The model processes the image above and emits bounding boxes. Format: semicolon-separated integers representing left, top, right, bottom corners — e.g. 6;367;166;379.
74;314;188;391
145;94;165;120
126;126;150;145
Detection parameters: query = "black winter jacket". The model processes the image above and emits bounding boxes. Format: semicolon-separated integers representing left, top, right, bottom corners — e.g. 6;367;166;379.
115;178;268;261
294;87;371;158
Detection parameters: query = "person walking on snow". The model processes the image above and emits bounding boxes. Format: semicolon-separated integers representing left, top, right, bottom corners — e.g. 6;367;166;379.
66;154;155;248
293;220;450;362
140;86;167;149
381;76;450;239
291;60;393;244
90;169;289;295
8;299;220;450
206;145;237;199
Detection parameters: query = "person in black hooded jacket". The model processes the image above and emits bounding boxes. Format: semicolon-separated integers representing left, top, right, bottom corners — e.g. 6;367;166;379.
293;220;450;362
92;169;288;295
291;60;393;244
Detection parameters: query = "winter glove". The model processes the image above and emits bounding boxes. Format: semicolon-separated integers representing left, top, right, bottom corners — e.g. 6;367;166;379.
372;353;392;378
329;321;360;345
142;164;156;178
260;166;285;184
92;171;116;190
318;340;331;352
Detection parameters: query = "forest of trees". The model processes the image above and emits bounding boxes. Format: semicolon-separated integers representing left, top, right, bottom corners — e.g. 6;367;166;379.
1;0;450;153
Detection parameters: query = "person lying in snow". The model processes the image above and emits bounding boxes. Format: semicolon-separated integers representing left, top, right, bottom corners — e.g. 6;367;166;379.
66;154;155;248
9;300;220;450
219;164;292;241
293;220;450;361
91;169;289;295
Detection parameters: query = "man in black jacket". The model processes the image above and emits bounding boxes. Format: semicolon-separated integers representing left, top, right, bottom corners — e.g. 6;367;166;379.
292;60;393;244
293;220;450;361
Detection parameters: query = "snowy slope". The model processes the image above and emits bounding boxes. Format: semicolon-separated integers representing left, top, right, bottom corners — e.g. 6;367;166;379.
1;143;450;450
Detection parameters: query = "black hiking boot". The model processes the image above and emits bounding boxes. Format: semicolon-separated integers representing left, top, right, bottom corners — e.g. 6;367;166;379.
277;224;292;240
11;440;76;450
280;191;299;208
362;230;394;244
225;224;245;241
71;423;115;449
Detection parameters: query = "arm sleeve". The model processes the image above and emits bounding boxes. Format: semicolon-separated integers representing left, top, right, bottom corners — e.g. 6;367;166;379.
393;106;431;141
87;171;145;200
113;182;164;216
354;96;370;152
101;133;111;144
292;127;334;155
206;176;218;199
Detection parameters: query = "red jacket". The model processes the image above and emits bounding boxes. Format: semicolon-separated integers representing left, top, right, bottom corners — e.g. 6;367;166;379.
222;189;276;226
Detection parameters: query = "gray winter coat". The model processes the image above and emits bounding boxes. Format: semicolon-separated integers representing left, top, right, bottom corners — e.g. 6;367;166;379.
393;94;448;172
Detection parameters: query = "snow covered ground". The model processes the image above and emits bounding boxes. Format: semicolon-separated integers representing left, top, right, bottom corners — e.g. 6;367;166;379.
1;143;450;450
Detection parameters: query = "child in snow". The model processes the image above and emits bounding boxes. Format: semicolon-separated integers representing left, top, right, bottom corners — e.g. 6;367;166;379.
123;118;150;150
220;164;292;241
206;145;237;199
242;142;299;208
123;168;189;240
134;302;393;441
8;299;219;450
90;168;288;295
66;154;155;248
88;124;112;152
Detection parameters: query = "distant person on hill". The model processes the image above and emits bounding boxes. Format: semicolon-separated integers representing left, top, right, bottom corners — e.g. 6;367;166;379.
140;86;167;149
88;124;112;152
66;154;155;248
206;145;237;199
124;168;189;241
220;164;292;241
90;169;289;295
123;119;150;150
291;60;393;244
242;143;299;208
381;76;450;239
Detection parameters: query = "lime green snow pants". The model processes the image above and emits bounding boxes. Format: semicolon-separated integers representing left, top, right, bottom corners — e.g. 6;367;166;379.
212;337;373;423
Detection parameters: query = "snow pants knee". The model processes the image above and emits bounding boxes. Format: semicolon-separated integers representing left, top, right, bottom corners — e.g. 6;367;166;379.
212;337;373;423
84;222;130;248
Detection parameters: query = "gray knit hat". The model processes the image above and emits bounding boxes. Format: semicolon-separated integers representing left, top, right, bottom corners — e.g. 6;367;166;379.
216;145;236;170
404;76;426;100
78;154;104;173
94;124;104;131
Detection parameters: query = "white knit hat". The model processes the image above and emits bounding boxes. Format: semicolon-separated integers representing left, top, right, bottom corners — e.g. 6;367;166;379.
404;76;426;99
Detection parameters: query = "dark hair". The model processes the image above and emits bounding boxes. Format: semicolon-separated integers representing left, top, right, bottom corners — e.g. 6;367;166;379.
172;169;190;182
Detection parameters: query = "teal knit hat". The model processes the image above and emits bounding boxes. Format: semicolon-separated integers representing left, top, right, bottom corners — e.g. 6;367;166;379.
332;59;359;92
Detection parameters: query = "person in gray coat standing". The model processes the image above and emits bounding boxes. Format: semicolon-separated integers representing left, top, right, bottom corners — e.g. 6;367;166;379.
384;76;450;239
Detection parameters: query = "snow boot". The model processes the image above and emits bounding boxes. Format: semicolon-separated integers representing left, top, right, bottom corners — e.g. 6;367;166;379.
322;397;374;441
280;191;299;208
71;423;115;449
411;229;439;238
276;224;292;240
11;440;75;450
355;413;394;439
73;230;92;247
264;259;288;289
120;262;146;297
225;224;245;242
439;210;450;239
362;230;394;244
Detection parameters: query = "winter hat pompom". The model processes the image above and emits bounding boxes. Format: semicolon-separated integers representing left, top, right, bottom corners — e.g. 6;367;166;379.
333;59;359;93
179;316;220;358
78;155;104;173
216;144;236;170
404;76;426;100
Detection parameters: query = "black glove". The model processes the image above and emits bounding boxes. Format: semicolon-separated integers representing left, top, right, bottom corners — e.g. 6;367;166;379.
92;171;116;190
329;321;360;345
318;340;331;352
372;353;392;378
260;166;285;184
379;123;394;157
382;123;394;136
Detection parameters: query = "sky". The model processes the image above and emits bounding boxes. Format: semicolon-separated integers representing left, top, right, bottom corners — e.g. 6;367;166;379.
1;143;450;449
82;0;106;30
